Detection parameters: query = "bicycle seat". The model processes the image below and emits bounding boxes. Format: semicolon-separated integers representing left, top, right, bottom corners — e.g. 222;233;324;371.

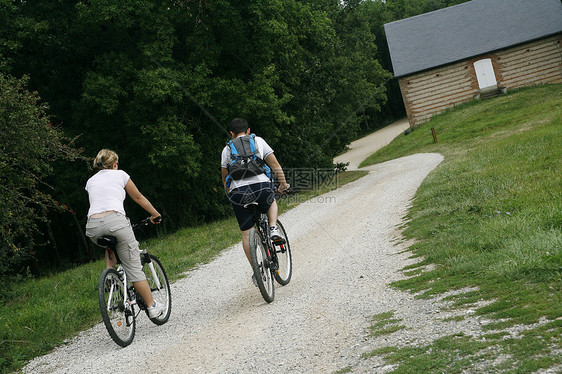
97;235;117;249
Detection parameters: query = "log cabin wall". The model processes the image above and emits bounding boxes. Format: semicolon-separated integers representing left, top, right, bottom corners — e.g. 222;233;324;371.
399;34;562;127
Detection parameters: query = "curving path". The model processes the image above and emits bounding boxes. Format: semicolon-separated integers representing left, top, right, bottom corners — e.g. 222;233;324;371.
23;121;450;374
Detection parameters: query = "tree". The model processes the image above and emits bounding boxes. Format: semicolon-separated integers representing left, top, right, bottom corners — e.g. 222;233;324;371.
0;0;400;273
0;74;82;278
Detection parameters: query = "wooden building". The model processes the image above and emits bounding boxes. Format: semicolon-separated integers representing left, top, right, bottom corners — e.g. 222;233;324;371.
384;0;562;127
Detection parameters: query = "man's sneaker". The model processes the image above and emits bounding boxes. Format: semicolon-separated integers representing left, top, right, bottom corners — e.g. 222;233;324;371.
147;301;165;318
251;274;258;287
270;226;286;244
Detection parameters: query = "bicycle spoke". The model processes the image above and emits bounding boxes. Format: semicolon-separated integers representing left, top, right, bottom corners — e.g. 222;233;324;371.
273;220;292;285
250;227;274;303
98;269;135;347
143;254;171;325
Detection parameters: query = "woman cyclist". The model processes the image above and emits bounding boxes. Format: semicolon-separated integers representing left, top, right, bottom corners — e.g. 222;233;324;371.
85;149;164;318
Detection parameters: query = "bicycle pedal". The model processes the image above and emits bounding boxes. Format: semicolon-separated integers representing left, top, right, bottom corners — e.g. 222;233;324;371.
272;238;286;245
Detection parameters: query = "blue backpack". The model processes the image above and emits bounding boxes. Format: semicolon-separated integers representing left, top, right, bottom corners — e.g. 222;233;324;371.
225;134;271;187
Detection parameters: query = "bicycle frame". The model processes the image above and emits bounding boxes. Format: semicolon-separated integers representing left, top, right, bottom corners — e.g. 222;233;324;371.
103;245;162;318
104;248;139;317
132;219;163;292
142;251;162;290
245;196;292;303
253;212;279;273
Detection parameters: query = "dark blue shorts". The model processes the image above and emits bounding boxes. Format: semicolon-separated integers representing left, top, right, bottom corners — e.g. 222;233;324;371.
229;182;275;231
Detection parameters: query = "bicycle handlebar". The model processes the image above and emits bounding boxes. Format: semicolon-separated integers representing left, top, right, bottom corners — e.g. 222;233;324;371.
132;216;162;230
274;187;294;200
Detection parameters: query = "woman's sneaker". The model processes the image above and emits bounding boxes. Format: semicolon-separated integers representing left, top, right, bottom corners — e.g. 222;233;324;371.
147;301;165;318
270;226;286;244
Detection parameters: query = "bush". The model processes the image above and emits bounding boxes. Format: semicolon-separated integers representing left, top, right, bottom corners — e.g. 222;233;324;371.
0;74;82;279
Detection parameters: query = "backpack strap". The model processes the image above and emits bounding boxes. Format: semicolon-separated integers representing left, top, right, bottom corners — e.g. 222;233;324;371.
225;173;232;188
248;134;258;155
228;139;239;157
225;140;236;188
250;134;272;179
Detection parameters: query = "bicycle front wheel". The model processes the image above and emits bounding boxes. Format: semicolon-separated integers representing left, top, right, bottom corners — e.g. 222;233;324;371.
143;254;171;325
249;227;274;303
98;268;135;347
273;220;292;285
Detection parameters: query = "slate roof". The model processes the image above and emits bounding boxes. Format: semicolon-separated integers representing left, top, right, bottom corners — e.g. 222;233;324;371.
384;0;562;78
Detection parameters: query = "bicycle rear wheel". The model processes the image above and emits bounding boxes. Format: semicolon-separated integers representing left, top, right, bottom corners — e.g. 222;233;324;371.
249;227;274;303
142;254;171;325
98;268;135;347
273;220;292;285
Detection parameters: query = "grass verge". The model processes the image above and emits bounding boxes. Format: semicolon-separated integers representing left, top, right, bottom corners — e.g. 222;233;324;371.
356;84;561;373
367;311;406;338
0;171;367;374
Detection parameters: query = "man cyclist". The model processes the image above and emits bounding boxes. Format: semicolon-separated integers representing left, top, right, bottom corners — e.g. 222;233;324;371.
221;118;290;283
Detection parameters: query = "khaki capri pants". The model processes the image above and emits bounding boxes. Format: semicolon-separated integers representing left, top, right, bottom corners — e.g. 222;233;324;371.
85;212;146;282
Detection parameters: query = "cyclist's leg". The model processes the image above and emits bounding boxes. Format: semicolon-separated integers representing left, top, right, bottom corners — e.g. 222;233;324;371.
266;199;278;228
240;228;252;266
109;214;156;308
105;249;117;269
132;280;154;306
229;184;260;268
253;182;276;227
261;187;285;242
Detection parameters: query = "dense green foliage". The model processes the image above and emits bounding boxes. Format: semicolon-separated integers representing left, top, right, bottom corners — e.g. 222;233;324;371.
0;74;81;279
0;0;467;274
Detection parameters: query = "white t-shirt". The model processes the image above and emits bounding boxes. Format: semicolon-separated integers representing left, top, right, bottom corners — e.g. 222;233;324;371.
85;169;130;217
221;135;274;190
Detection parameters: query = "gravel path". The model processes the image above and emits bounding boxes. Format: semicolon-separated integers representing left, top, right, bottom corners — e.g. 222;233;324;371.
22;125;462;373
334;118;410;170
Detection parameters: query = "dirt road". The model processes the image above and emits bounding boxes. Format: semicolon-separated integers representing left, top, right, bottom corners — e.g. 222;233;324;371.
334;118;410;170
24;123;448;374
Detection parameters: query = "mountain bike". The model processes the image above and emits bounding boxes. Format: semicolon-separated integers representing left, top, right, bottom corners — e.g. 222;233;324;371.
246;200;292;303
97;217;171;347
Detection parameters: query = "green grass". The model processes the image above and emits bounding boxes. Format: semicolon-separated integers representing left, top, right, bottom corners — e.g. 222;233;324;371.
365;321;561;373
0;169;366;374
357;84;562;373
368;311;407;337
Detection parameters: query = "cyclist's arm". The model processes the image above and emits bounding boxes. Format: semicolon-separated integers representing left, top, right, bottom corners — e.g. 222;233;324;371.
221;167;229;193
125;179;161;223
264;153;290;192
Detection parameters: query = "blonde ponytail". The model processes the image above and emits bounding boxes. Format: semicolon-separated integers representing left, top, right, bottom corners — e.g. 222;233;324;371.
93;149;119;170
